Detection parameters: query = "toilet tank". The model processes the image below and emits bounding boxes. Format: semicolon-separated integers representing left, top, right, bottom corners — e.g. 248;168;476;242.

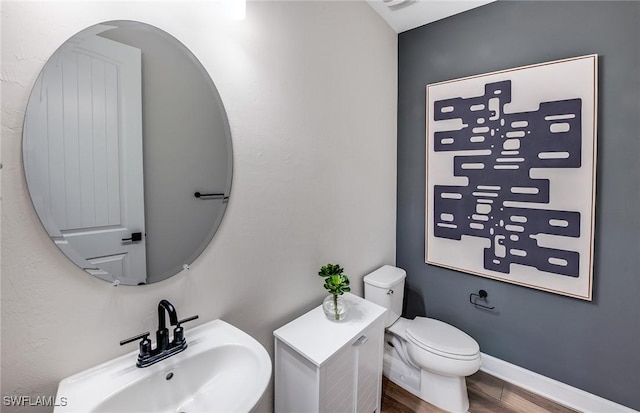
363;265;406;327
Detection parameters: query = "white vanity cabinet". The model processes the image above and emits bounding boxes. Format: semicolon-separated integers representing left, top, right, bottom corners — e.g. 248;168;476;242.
274;293;387;413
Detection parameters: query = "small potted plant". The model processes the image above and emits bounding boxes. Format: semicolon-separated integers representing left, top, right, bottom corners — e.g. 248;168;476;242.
318;263;350;321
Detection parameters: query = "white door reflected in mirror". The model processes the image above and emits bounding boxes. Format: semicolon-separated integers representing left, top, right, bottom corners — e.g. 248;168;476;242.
25;24;147;285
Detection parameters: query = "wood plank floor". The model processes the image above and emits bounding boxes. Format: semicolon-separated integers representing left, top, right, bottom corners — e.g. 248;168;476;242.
381;371;579;413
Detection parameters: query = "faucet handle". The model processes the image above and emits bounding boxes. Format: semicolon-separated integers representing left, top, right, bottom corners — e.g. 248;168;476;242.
120;331;150;346
177;315;199;326
173;315;199;345
120;331;152;359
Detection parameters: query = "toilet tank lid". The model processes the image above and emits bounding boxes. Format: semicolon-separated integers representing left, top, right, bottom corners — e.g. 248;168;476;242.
363;265;406;288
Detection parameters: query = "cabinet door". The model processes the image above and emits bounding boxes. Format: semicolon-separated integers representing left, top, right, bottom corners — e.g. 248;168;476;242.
323;344;356;413
355;321;384;413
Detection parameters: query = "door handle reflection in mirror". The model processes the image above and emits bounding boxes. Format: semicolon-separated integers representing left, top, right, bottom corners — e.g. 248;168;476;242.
194;192;225;200
122;232;143;242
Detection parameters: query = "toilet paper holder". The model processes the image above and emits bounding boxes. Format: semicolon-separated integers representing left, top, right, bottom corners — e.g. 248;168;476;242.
469;289;495;310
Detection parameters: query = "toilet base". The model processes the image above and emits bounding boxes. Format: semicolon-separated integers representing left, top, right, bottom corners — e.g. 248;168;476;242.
418;368;469;413
383;348;420;395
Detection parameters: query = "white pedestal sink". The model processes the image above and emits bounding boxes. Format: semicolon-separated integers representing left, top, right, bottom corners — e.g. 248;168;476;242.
54;319;271;413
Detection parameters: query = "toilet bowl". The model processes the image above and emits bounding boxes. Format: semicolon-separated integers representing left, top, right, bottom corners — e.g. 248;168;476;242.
364;265;481;413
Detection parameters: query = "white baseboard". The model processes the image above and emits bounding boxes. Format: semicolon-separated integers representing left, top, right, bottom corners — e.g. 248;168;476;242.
479;353;638;413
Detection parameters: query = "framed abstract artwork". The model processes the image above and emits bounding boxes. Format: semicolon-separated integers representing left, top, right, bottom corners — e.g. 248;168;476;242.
425;55;598;300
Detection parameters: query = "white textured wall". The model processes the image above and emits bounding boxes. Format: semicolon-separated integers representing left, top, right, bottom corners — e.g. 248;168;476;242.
0;2;397;412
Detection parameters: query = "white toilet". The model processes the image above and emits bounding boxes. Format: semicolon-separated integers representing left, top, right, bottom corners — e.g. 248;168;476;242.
364;265;481;413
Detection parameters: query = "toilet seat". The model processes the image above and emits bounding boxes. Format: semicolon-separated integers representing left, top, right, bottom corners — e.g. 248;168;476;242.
405;317;479;361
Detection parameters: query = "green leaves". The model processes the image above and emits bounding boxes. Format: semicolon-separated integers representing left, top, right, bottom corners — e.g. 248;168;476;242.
318;263;343;277
319;263;351;296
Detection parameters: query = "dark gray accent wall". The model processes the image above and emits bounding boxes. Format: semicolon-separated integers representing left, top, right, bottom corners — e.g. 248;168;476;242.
397;1;640;409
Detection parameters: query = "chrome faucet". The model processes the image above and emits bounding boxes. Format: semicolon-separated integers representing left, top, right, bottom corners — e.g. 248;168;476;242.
120;299;198;367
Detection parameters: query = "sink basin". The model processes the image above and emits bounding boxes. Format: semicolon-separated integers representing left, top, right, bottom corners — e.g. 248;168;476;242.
54;319;271;413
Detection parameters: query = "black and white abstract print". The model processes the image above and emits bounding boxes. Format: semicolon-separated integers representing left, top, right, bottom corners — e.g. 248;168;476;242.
433;80;581;277
426;55;597;300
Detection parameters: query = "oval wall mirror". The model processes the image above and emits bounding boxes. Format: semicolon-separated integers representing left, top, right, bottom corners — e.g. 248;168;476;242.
23;21;233;286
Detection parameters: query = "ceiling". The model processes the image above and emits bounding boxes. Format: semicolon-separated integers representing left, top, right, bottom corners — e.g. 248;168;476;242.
366;0;495;33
